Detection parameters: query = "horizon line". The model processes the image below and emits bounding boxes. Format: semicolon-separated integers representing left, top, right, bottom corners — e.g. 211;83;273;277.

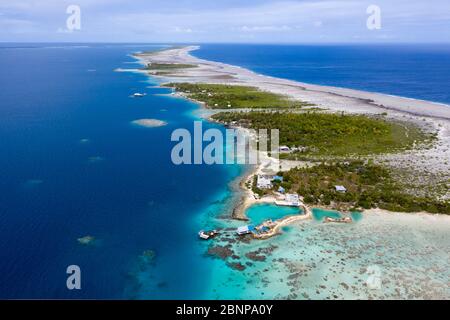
1;41;450;46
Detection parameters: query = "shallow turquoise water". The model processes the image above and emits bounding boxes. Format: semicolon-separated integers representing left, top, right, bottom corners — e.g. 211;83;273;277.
246;205;361;225
350;211;363;222
246;203;302;225
206;211;450;299
312;208;342;221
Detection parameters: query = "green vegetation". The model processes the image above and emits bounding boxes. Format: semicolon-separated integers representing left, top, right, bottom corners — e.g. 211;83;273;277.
153;71;171;76
212;111;430;157
164;83;313;109
278;161;450;214
145;63;197;70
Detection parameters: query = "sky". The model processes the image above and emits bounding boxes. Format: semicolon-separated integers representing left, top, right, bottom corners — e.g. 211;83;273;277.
0;0;449;43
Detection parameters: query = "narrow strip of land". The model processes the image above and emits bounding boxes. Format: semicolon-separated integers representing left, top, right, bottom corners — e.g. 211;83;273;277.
132;46;450;217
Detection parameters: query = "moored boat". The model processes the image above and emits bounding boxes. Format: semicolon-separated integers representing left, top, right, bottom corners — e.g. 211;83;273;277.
198;230;219;240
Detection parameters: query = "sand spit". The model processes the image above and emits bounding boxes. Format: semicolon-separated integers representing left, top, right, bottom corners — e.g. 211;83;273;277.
134;46;450;120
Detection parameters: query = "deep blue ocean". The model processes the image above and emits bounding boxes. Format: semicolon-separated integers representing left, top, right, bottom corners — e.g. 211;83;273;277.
194;44;450;104
1;43;449;299
0;43;242;299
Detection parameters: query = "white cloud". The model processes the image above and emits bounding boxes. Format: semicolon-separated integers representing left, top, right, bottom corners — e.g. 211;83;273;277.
0;17;35;33
240;25;293;32
0;0;449;42
313;21;323;27
173;26;193;33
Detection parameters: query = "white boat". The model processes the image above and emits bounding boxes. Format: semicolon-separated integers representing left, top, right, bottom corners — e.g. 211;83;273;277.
198;231;209;240
132;93;146;97
198;230;218;240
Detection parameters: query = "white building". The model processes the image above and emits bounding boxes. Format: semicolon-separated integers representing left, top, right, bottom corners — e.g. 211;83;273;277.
257;175;273;189
237;226;252;235
335;185;347;193
276;193;301;207
285;193;301;206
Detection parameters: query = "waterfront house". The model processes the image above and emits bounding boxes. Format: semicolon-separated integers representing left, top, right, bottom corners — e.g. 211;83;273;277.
275;193;301;207
237;225;254;235
285;193;301;206
257;175;273;189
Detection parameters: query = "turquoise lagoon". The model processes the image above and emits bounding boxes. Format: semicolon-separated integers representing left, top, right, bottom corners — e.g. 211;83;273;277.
312;208;342;221
205;206;450;299
312;208;363;222
246;203;302;225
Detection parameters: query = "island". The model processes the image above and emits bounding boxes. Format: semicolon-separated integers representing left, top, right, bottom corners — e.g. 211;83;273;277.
121;45;450;299
133;46;449;222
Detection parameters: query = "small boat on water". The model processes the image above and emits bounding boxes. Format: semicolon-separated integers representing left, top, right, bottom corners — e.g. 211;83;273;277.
132;92;146;98
324;216;352;223
198;230;219;240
